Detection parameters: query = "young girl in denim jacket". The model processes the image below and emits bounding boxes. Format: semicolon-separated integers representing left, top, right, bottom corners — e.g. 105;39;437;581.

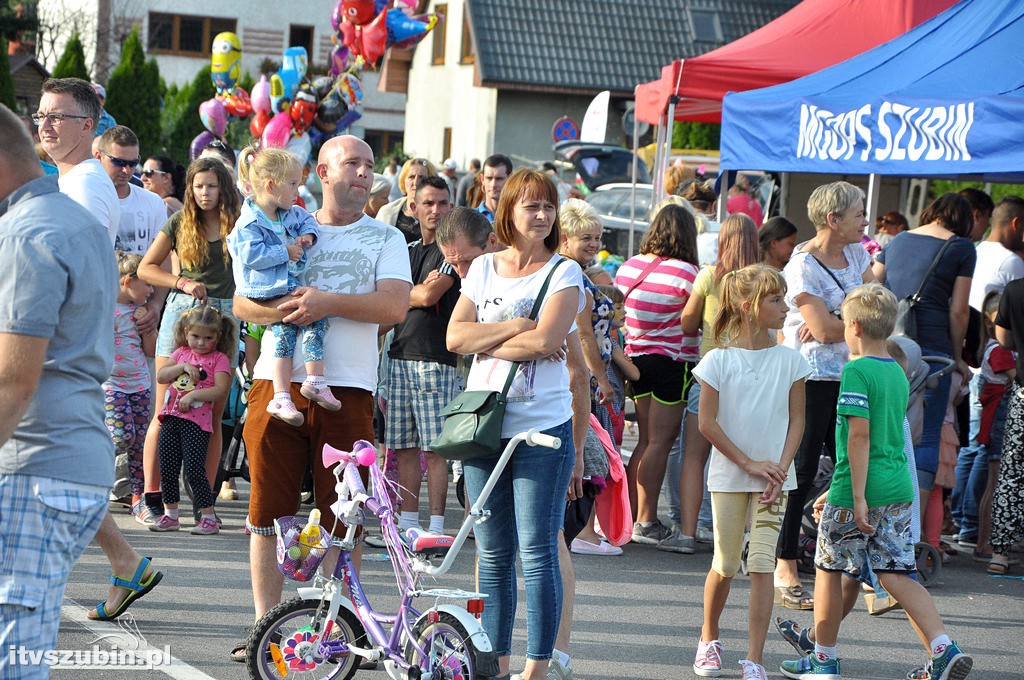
228;148;339;426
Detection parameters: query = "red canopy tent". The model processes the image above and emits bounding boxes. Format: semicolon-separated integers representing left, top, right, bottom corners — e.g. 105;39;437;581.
634;0;958;125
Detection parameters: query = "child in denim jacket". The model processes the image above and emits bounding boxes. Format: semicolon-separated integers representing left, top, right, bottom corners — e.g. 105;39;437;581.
228;148;339;426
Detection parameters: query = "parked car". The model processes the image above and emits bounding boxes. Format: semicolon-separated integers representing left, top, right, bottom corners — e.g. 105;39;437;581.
584;183;653;257
553;140;650;192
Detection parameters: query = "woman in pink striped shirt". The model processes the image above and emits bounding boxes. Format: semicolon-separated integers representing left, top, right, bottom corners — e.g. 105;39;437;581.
614;204;700;544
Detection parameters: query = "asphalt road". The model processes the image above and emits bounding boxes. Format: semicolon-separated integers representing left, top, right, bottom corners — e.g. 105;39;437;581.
50;470;1024;680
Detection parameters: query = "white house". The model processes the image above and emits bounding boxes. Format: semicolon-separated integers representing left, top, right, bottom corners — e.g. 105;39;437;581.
395;0;800;170
35;0;405;155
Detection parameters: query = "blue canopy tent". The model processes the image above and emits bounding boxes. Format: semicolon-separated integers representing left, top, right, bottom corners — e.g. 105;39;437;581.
720;0;1024;183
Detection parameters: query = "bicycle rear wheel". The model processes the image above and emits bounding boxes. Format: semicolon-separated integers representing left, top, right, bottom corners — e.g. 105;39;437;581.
404;611;492;680
246;597;365;680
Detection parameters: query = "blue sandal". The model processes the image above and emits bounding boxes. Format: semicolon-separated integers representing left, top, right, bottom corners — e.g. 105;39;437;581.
88;556;163;621
775;616;814;655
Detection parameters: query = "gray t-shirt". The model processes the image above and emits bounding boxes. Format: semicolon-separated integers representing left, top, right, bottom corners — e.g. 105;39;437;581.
0;176;116;487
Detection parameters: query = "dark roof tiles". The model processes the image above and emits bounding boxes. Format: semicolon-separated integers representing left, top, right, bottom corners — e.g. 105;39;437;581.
466;0;799;94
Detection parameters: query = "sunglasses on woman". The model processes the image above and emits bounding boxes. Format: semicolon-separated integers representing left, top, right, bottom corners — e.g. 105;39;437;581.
141;169;168;177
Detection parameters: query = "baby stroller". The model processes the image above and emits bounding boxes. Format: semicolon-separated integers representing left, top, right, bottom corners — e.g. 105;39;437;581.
792;336;956;586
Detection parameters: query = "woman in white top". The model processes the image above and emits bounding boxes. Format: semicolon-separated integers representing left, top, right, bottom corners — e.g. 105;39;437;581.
448;168;585;680
775;181;874;608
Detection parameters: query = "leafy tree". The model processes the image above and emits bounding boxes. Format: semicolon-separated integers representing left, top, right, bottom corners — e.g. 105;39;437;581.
159;65;215;163
672;121;720;150
1;2;37;110
106;26;163;152
0;38;15;109
52;31;89;80
929;180;1024;205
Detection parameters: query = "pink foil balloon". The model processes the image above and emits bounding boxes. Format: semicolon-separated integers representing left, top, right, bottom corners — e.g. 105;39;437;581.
251;75;272;115
262;111;293;149
198;97;227;137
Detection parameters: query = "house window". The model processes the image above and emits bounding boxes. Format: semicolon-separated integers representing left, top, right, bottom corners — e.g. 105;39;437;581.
688;9;722;43
459;11;474;64
432;4;447;65
289;25;314;59
147;13;236;56
442;127;452;161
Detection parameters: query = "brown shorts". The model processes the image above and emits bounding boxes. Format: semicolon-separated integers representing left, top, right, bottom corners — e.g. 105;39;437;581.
244;379;373;537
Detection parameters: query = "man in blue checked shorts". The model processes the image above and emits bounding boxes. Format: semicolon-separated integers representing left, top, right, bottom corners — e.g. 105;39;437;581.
385;176;462;537
0;105;117;679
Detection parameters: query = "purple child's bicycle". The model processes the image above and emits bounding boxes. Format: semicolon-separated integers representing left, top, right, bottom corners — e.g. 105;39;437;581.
246;429;562;679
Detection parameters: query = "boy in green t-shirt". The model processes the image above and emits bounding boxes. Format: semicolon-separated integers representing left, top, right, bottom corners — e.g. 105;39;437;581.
781;284;972;680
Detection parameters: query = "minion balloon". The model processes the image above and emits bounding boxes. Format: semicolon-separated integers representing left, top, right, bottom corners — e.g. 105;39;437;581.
211;32;242;95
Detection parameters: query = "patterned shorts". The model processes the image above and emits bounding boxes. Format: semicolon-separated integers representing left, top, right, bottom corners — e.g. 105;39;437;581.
384;359;463;450
814;501;917;575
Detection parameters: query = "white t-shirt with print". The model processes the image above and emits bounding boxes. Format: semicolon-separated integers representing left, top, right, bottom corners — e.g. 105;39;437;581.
969;240;1024;312
693;344;811;493
115;184;168;255
781;244;870;380
251;214;412;392
59;158;120;248
462;254;585;438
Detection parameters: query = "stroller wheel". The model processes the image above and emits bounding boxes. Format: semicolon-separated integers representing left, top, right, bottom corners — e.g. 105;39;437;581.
915;542;942;586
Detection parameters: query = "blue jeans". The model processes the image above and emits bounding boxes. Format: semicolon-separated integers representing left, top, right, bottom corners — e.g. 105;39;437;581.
915;352;953;488
952;375;986;536
463;420;574;660
664;382;713;529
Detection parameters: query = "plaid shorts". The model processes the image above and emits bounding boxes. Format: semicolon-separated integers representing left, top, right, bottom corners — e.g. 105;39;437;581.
814;501;917;576
384;359;463;451
0;475;107;679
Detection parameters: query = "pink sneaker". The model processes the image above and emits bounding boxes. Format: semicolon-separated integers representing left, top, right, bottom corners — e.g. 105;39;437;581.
739;660;768;680
267;397;304;426
300;383;342;411
191;517;220;535
694;639;723;677
149;515;180;532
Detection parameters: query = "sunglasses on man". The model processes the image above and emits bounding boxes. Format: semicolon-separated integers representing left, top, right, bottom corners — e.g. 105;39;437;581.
101;150;140;169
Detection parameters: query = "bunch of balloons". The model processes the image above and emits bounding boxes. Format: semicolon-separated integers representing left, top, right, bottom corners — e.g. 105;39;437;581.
329;0;438;72
247;46;365;163
595;250;625;278
190;31;254;159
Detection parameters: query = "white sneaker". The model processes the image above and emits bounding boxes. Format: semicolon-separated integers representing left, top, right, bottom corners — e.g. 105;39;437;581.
570;537;623;556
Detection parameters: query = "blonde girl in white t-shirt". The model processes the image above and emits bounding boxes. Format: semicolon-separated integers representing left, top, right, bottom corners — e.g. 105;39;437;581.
691;264;811;680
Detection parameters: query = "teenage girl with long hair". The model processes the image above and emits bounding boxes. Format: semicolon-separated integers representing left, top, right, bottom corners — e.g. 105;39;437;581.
691;265;809;680
614;204;700;543
139;157;242;522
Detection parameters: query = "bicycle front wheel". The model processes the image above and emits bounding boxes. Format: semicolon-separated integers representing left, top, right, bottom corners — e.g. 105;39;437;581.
404;611;491;680
246;597;365;680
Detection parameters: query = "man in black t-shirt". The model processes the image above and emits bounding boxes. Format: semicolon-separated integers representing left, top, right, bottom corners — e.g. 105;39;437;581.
385;176;461;537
